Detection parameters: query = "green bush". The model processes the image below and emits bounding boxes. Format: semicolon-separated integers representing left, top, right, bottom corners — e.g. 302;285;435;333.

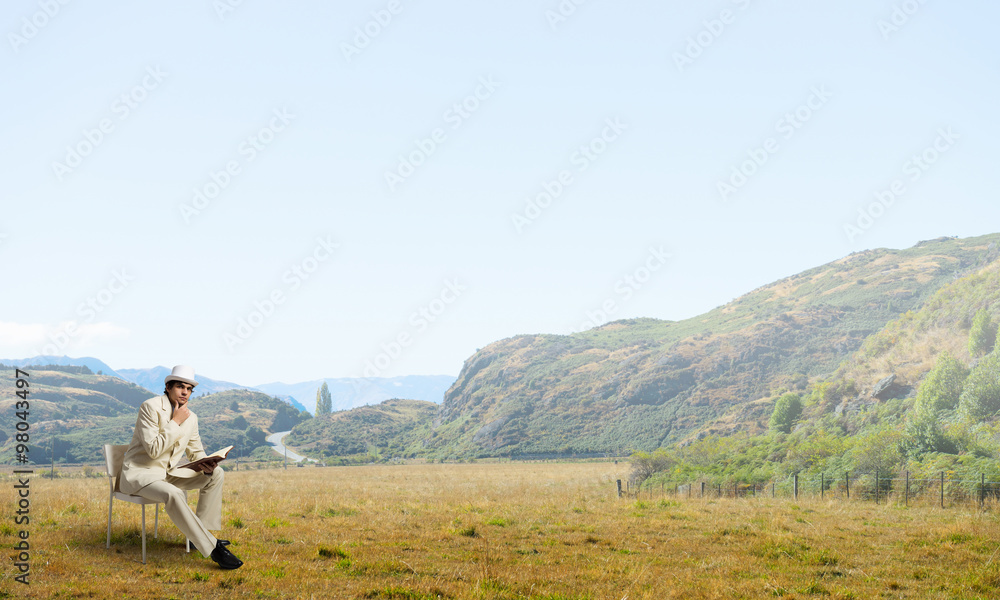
959;351;1000;419
769;393;803;434
849;425;904;474
914;352;968;415
969;308;997;357
629;448;674;484
903;411;957;457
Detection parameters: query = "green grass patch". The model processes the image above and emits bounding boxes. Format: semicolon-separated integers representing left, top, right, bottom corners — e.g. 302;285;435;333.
264;517;288;528
318;545;350;560
322;506;359;517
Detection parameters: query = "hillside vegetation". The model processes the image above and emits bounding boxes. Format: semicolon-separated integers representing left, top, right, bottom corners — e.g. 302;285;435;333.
638;256;1000;491
416;234;1000;458
0;368;308;464
287;399;436;463
278;234;1000;464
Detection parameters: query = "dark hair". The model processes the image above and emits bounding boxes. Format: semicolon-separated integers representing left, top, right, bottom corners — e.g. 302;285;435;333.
163;380;189;395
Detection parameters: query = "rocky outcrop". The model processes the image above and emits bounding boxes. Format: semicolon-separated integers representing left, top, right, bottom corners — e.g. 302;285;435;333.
871;374;910;400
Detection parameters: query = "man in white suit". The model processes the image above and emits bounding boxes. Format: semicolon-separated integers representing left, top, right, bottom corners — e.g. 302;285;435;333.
119;365;243;569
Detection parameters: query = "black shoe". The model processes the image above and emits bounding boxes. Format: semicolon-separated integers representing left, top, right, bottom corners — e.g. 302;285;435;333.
211;540;243;570
217;539;231;546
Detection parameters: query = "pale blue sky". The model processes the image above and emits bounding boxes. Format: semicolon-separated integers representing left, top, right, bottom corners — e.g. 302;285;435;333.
2;0;997;385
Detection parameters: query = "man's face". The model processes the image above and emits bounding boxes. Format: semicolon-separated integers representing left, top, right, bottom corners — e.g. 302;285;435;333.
166;382;194;407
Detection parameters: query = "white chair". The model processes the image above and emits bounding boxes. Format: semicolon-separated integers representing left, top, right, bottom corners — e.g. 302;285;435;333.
103;444;193;563
102;444;160;563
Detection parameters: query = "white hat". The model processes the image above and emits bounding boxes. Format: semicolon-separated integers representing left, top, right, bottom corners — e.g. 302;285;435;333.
164;365;198;387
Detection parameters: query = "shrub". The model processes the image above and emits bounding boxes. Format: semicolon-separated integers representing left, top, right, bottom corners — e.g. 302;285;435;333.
903;411;958;457
849;426;904;473
629;448;674;484
959;351;1000;419
769;393;803;434
969;308;997;357
914;352;968;415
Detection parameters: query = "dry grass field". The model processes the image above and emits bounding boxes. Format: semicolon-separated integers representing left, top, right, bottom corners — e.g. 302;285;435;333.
4;461;1000;599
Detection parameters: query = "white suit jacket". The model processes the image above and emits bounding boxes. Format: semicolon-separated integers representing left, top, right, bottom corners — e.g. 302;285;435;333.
119;395;208;495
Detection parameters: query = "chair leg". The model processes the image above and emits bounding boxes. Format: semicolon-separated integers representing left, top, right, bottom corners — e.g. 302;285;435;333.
141;503;147;564
186;538;191;553
154;503;159;538
106;495;113;549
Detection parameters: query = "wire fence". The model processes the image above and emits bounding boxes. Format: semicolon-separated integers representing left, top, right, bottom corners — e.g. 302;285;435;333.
1;456;310;480
618;470;1000;509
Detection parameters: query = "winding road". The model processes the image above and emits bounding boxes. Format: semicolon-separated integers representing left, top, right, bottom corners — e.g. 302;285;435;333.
265;431;315;463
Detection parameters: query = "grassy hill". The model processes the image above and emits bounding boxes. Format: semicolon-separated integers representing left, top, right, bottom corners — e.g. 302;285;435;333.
0;367;309;464
286;399;437;462
678;259;1000;441
416;234;1000;458
0;367;155;464
638;252;1000;491
278;233;1000;463
182;388;312;460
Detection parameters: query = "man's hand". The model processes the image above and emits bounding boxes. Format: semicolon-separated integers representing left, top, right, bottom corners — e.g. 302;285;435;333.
196;457;222;475
172;405;191;425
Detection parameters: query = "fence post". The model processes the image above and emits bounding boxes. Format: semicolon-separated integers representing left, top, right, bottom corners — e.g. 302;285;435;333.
875;468;879;505
617;480;622;498
718;483;721;498
845;472;850;500
701;481;705;498
794;474;798;501
772;482;775;498
981;473;985;508
734;482;738;499
905;471;909;507
821;473;824;500
940;471;945;509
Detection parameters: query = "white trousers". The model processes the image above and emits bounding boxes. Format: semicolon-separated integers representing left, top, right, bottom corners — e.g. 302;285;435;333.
133;468;224;557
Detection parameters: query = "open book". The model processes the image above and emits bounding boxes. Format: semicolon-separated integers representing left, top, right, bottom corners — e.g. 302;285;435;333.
179;446;234;470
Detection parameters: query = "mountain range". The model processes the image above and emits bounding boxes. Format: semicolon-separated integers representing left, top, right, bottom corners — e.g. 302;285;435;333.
0;357;455;415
